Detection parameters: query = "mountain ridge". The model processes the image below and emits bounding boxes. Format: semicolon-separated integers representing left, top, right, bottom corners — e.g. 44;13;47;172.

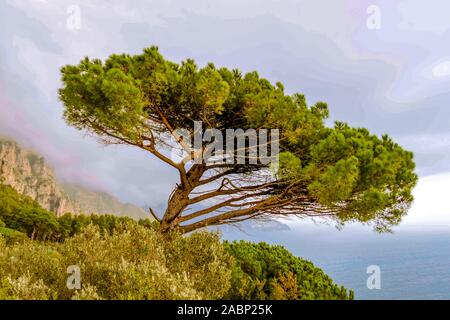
0;137;148;219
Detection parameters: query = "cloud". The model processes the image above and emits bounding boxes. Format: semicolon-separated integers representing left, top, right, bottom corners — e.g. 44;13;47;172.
397;0;450;33
402;173;450;227
431;60;450;78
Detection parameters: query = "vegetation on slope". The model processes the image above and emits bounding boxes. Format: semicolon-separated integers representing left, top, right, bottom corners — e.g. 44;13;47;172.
225;241;352;300
0;183;155;242
0;183;353;300
0;224;232;300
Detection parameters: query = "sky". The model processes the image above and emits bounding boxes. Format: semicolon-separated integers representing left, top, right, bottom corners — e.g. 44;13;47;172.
1;0;450;227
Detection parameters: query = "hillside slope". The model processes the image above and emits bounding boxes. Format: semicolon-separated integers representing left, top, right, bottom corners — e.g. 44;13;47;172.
0;137;147;219
62;183;148;219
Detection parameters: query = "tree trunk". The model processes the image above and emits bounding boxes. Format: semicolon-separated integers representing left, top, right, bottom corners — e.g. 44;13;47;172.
159;186;190;233
158;164;206;234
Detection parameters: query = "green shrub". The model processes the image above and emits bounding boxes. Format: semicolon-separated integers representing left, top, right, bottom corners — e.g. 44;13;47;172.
164;231;233;299
0;184;61;240
224;241;353;300
0;183;155;242
0;227;28;244
0;222;233;300
0;275;57;300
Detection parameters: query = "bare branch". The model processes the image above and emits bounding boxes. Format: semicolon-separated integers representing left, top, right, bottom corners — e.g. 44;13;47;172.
149;208;161;223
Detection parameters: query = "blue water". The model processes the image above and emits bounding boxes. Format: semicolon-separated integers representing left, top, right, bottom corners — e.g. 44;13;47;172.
222;224;450;299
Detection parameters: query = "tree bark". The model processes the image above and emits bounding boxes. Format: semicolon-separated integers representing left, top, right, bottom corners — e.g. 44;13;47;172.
158;164;207;234
159;186;190;233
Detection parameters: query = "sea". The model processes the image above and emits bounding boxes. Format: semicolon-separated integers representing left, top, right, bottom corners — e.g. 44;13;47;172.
222;222;450;300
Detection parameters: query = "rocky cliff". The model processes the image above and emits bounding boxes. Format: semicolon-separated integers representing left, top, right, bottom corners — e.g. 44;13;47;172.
0;137;148;219
0;138;76;215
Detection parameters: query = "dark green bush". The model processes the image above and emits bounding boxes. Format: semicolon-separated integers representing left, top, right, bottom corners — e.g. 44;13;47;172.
0;183;155;241
0;227;28;244
224;241;353;300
